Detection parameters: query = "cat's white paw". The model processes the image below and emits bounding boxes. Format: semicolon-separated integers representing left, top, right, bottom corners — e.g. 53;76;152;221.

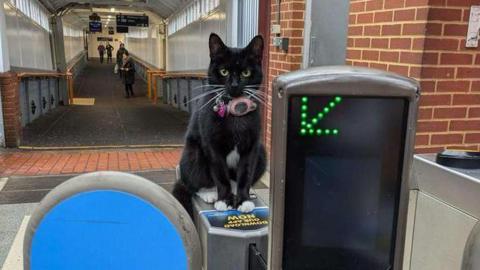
237;200;255;213
196;187;218;203
214;200;232;211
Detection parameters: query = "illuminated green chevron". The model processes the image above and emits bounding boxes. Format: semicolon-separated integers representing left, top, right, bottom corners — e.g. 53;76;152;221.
299;96;342;136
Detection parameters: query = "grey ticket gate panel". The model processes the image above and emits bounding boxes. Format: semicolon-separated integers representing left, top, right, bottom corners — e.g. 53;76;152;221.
49;78;58;110
27;79;41;122
178;79;190;112
193;195;268;270
408;155;480;270
269;66;419;270
40;79;50;114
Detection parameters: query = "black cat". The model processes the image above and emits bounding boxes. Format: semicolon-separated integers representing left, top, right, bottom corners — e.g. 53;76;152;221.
173;33;267;215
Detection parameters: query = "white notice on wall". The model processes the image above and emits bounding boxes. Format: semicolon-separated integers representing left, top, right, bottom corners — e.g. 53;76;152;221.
466;6;480;48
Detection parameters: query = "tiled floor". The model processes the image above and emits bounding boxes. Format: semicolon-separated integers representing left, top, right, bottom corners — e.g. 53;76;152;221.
0;148;181;177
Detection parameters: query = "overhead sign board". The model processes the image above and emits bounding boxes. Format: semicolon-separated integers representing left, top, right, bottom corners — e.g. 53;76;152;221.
89;21;102;33
116;15;149;27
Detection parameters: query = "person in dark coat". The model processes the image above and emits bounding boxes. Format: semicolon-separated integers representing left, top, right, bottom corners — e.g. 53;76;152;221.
121;51;135;98
116;43;127;78
106;42;114;63
97;43;105;63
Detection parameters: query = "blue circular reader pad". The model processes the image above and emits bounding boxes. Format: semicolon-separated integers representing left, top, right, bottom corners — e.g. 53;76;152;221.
31;190;187;270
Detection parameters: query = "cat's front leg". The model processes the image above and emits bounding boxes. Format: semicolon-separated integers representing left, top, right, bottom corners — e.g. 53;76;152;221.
235;145;267;213
208;155;235;211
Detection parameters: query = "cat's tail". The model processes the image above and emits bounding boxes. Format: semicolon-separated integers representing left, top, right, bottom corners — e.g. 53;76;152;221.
172;181;194;218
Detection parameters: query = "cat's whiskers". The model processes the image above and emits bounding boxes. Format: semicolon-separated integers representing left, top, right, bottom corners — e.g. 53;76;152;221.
186;88;225;104
244;90;269;107
198;91;225;112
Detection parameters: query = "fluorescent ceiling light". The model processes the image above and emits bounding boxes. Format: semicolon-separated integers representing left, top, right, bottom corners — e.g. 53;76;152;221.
110;8;115;12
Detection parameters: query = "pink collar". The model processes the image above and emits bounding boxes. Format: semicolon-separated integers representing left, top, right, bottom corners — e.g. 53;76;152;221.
214;97;257;118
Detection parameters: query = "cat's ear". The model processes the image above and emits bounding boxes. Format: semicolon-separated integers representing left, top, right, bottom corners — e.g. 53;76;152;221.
246;35;264;59
209;33;226;58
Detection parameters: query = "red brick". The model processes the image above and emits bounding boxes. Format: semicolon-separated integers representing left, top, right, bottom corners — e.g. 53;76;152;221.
400;52;423;64
382;24;402;35
371;38;389;48
358;13;374;23
417;121;449;132
434;107;467;118
364;25;381;35
431;134;464;145
420;81;436;92
370;63;388;70
350;1;366;12
413;38;426;50
355;38;371;47
374;11;393;22
425;23;443;35
422;52;439;65
421;67;455;78
349;26;363;36
437;81;470;92
385;0;405;9
394;9;416;21
405;0;429;7
447;0;480;6
390;38;412;49
469;107;480;117
380;51;399;62
419;108;433;119
440;53;473;65
457;68;480;78
453;94;480;105
465;133;480;143
429;8;463;21
420;94;452;106
362;50;380;61
473;81;480;91
416;7;430;20
347;49;362;59
403;23;426;35
416;134;430;145
415;147;445;154
424;38;459;50
388;64;409;76
450;120;480;131
443;24;468;36
476;54;480;65
366;0;383;11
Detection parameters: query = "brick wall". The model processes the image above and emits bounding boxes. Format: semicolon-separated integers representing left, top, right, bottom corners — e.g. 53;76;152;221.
347;0;480;153
0;72;21;147
264;0;305;153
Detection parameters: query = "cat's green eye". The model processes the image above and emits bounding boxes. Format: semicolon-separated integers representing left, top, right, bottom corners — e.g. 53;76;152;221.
241;69;251;77
219;68;229;77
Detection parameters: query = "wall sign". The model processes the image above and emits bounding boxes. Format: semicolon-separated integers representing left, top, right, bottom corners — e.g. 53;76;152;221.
116;14;149;27
97;37;113;42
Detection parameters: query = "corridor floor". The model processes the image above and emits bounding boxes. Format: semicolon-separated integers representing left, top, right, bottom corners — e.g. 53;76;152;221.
21;61;189;147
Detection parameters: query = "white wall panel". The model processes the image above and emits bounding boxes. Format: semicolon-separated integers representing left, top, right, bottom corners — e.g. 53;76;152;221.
63;21;84;64
4;1;53;70
125;24;164;69
167;8;227;72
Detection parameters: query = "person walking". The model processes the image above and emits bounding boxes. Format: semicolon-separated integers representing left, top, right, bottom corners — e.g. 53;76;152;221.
116;43;127;78
106;42;114;63
121;51;135;98
97;43;106;63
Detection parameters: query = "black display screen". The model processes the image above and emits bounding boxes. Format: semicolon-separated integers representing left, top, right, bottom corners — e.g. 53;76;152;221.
283;95;408;270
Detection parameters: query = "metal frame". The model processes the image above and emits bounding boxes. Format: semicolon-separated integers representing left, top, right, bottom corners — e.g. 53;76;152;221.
268;66;420;270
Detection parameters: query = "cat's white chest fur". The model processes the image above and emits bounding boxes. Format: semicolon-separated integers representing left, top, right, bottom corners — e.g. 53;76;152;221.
226;146;240;169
